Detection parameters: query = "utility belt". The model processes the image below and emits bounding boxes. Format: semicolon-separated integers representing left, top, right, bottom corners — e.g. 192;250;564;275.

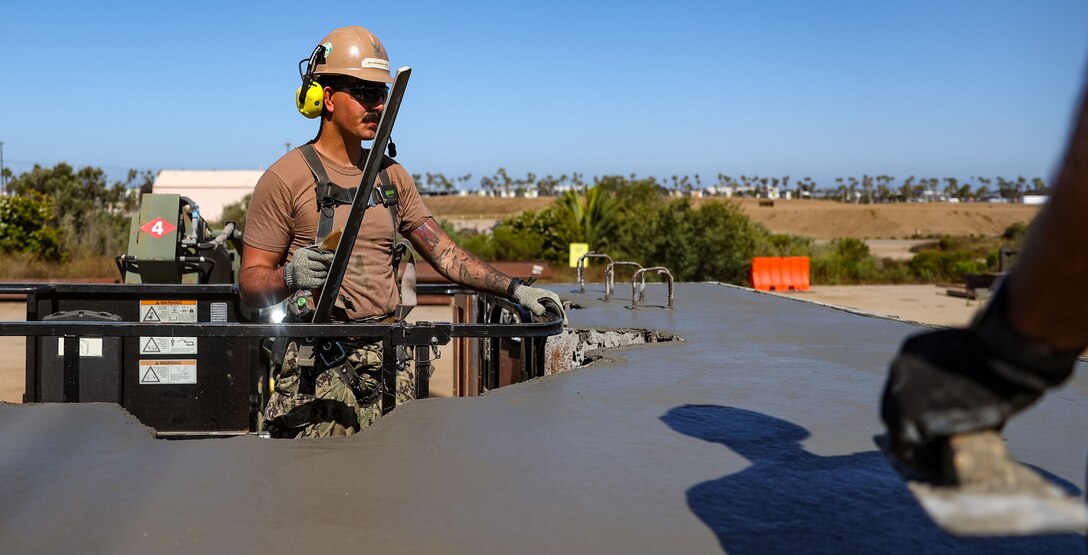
269;310;408;407
295;335;387;406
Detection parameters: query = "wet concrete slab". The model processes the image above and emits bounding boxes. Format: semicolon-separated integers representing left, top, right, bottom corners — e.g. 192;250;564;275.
1;283;1084;553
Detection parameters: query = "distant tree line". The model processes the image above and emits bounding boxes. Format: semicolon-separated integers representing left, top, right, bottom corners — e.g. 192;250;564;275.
412;169;1048;203
821;175;1047;203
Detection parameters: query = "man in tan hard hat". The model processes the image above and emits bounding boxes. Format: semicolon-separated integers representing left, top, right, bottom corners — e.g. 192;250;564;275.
239;25;564;438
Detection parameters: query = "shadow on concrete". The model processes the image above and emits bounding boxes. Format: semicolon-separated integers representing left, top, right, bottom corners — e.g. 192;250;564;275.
661;405;1084;554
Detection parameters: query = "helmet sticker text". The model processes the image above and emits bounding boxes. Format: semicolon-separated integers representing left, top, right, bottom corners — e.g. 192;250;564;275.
361;57;390;71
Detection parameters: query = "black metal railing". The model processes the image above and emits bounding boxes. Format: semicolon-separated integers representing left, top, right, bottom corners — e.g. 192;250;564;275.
0;282;563;435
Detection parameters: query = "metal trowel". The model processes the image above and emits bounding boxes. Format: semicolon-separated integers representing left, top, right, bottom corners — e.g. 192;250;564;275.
876;430;1088;536
319;229;342;251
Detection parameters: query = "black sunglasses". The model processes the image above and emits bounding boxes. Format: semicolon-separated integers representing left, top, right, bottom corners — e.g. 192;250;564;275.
336;84;388;104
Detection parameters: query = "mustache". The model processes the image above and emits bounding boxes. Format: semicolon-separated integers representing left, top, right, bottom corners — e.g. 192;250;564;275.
362;113;381;123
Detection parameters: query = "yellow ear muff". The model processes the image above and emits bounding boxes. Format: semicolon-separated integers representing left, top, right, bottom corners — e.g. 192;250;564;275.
296;44;327;119
296;80;323;119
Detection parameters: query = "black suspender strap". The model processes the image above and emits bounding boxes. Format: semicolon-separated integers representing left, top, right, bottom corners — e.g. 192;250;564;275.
298;144;343;242
378;170;417;320
376;169;399;237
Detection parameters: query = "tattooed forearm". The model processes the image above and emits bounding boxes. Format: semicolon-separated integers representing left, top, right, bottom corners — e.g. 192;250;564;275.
410;217;513;295
484;271;506;292
433;243;457;270
413;218;443;250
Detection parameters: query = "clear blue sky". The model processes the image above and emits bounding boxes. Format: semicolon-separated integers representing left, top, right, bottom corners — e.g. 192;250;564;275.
2;1;1087;189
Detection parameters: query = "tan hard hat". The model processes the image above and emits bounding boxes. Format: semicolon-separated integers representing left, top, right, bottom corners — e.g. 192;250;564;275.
312;26;394;84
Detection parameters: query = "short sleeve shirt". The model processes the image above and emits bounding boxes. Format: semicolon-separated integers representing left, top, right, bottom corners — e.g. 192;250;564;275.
243;147;432;320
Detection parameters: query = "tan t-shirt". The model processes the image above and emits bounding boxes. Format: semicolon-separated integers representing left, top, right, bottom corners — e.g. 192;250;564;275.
244;147;432;320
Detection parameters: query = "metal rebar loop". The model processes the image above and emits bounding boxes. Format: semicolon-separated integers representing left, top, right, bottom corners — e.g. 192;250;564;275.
576;252;613;294
605;261;643;301
631;267;674;309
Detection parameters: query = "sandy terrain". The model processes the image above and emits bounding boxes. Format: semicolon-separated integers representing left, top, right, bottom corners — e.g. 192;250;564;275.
0;286;980;403
777;285;983;328
425;196;1039;240
0;303;24;403
424;196;555;220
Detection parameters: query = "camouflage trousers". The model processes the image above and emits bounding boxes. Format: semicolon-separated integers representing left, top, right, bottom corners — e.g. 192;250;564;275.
264;340;415;438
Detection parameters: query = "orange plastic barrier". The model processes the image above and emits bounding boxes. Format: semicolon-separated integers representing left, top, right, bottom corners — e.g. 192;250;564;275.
750;256;810;291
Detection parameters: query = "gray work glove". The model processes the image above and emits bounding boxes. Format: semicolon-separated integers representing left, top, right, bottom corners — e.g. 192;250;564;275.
512;284;567;324
283;246;334;290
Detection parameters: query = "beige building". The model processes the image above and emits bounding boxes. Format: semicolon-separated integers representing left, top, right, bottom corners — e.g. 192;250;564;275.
152;170;262;222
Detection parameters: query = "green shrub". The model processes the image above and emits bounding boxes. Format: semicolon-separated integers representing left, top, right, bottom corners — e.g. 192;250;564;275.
0;193;65;261
461;206;579;264
613;199;764;283
757;233;813;256
1002;221;1029;243
908;250;984;282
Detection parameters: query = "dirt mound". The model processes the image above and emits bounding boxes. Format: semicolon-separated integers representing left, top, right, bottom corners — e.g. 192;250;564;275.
423;195;1040;239
423;195;555;219
725;199;1039;239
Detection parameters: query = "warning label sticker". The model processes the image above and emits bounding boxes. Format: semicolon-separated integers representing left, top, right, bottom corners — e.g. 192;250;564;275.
139;300;198;323
210;302;228;323
138;360;197;385
55;337;104;358
140;337;198;355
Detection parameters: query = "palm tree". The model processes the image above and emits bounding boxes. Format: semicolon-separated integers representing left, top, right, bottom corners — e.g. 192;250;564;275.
996;177;1013;201
479;175;496;196
862;175;874;204
557;184;619;250
1030;177;1048;195
943;177;959;201
456;173;472;193
957;184;972;201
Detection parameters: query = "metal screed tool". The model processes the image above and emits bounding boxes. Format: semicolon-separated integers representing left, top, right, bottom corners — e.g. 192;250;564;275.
312;66;411;323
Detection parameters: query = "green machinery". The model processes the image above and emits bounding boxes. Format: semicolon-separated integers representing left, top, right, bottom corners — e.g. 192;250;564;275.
118;194;243;284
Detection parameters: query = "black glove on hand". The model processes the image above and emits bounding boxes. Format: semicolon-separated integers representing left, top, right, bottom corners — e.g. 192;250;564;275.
283;246;334;290
880;284;1078;473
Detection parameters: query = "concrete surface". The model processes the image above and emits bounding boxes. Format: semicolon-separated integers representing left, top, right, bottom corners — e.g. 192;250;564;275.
0;283;1084;553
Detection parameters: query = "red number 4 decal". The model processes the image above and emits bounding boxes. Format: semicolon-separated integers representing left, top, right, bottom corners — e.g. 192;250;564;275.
140;217;176;238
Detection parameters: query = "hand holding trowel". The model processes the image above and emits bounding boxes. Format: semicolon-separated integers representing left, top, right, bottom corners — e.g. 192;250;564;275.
877;78;1088;537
